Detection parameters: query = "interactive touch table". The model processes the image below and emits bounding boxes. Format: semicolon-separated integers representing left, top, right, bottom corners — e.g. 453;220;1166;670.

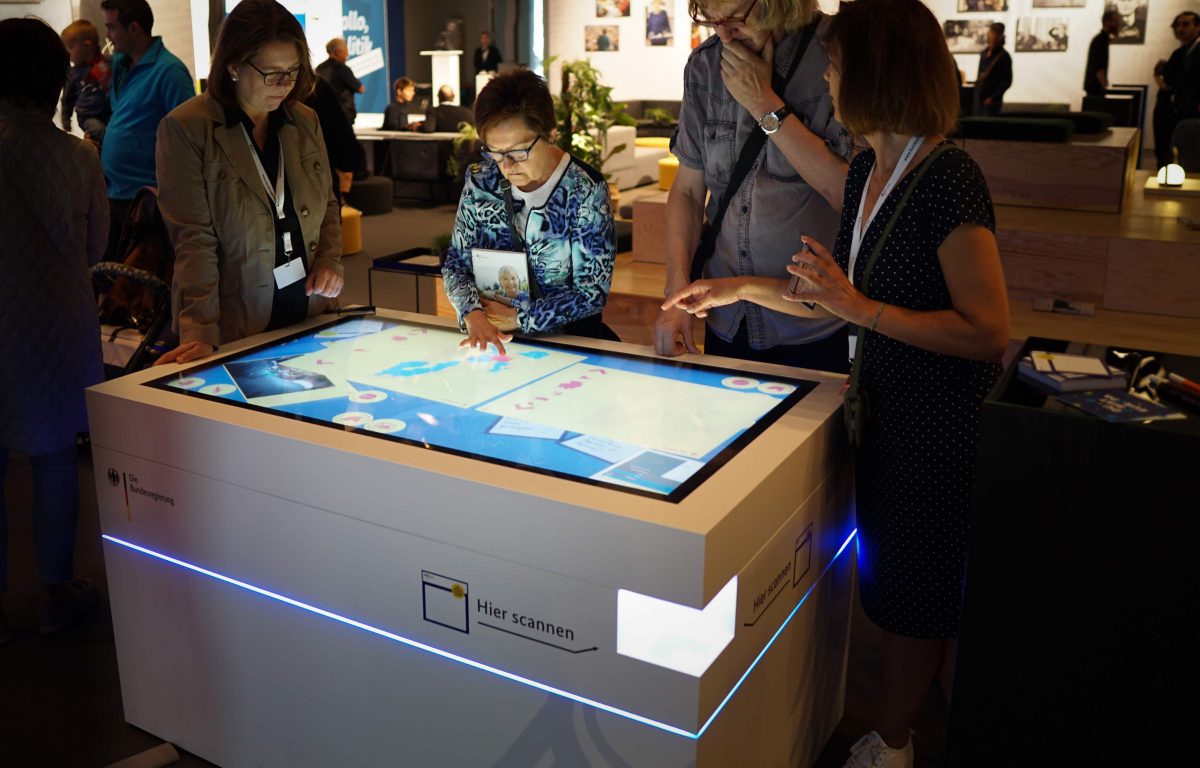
87;310;857;767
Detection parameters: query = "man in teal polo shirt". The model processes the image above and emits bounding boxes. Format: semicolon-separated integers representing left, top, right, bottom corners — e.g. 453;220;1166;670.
100;0;193;257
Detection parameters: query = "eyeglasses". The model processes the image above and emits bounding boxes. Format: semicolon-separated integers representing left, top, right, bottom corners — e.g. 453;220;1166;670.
691;0;759;28
482;135;542;164
244;60;302;87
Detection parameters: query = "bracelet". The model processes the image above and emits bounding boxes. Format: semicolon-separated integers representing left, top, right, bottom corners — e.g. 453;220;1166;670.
868;301;885;332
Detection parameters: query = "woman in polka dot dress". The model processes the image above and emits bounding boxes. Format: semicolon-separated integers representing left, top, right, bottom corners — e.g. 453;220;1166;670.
662;2;1010;766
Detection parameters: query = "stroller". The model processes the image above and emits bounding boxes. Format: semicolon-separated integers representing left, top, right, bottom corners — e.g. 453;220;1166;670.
92;185;175;375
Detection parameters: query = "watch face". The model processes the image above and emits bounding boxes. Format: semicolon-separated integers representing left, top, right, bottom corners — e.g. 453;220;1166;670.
761;112;781;133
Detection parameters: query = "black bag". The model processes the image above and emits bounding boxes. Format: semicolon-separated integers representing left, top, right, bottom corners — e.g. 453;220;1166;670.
94;186;174;331
689;23;817;282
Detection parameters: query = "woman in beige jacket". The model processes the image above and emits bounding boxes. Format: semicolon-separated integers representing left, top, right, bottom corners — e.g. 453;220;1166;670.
155;0;342;366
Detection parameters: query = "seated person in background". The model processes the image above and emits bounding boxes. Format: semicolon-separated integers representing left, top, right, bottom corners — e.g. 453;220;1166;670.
59;19;111;142
421;85;475;133
1;17;109;641
382;77;422;130
154;0;342;366
441;69;617;355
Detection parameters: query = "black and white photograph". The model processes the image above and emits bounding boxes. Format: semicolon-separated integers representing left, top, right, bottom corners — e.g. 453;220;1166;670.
1032;0;1087;7
944;19;995;54
1016;17;1070;52
1107;0;1148;45
646;0;674;46
958;0;1008;12
585;25;620;52
595;0;631;18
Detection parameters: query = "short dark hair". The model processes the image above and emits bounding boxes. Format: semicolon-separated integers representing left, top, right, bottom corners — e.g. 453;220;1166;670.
393;77;414;93
208;0;316;109
1172;11;1200;28
100;0;154;36
1102;10;1121;24
824;0;959;137
0;17;69;115
474;68;556;145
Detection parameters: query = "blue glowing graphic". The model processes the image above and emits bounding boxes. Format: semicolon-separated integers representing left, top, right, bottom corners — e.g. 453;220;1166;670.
380;360;460;377
102;528;858;739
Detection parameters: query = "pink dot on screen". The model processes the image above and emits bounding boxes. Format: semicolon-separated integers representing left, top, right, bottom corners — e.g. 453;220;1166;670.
734;379;748;386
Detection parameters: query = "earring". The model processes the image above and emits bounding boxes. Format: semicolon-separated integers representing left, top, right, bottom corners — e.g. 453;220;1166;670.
231;75;238;82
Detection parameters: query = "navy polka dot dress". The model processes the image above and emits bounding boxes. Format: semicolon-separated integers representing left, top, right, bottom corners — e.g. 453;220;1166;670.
834;141;1002;639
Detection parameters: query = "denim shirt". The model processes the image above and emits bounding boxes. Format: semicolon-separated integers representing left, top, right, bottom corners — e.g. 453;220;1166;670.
442;156;615;334
671;14;849;349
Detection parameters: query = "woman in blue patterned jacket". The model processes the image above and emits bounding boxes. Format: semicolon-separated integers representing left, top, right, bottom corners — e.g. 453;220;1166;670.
441;69;617;355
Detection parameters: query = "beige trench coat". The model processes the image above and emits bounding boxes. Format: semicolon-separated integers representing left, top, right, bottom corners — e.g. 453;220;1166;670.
156;93;342;349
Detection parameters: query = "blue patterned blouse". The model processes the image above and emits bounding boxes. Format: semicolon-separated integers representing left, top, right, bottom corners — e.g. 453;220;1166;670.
441;155;616;334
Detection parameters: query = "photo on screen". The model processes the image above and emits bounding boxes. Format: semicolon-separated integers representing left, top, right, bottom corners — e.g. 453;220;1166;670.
585;25;620;52
471;248;531;308
225;356;336;400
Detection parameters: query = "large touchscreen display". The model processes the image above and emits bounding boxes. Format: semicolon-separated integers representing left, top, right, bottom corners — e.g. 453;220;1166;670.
146;316;817;501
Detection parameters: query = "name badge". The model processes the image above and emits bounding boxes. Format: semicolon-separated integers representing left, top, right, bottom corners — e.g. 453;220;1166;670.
274;256;306;289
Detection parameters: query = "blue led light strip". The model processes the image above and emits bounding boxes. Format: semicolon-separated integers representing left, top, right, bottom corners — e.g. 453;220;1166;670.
102;527;857;740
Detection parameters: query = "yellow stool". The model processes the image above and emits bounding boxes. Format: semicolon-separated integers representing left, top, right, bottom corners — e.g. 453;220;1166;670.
341;204;362;256
658;156;679;191
635;136;671;150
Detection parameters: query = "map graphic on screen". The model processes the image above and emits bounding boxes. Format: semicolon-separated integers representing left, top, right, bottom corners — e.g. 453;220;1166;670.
147;316;817;501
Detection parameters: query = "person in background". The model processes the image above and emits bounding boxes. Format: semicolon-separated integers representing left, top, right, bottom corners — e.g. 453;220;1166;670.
315;37;362;126
421;85;475;133
664;2;1009;766
473;31;502;76
154;0;342;367
60;19;112;143
1085;10;1121;97
441;69;617;355
1153;11;1200;167
99;0;194;259
305;75;365;205
382;76;422;131
654;0;851;372
1;17;109;643
973;22;1011;116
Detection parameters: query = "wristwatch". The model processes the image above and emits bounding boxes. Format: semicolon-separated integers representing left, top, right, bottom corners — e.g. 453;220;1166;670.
758;105;793;135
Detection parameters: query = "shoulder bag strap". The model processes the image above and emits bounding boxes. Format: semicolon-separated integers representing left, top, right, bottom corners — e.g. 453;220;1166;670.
845;143;952;397
690;21;818;281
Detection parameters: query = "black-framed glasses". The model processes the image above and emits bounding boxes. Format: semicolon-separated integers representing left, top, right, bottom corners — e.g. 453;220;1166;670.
244;60;302;87
691;0;759;28
482;135;542;164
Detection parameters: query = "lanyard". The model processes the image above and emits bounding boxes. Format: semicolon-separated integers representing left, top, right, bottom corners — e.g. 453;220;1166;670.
848;135;924;286
241;126;287;222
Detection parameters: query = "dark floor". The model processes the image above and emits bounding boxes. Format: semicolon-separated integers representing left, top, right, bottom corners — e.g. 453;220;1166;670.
1;201;950;768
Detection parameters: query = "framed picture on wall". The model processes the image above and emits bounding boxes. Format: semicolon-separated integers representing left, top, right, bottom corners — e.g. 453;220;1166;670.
1107;0;1148;45
1032;0;1087;7
646;0;674;47
585;25;620;53
1016;17;1070;52
958;0;1008;11
691;22;715;49
596;0;631;18
944;19;995;53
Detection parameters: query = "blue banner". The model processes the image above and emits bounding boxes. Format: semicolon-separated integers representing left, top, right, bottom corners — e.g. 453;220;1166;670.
343;0;389;114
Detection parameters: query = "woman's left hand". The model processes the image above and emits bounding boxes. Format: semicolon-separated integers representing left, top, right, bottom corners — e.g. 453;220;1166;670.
306;267;344;298
786;237;872;323
482;299;518;332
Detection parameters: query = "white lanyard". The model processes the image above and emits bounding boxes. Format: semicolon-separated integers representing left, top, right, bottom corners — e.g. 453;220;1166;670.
242;127;288;222
847;135;924;287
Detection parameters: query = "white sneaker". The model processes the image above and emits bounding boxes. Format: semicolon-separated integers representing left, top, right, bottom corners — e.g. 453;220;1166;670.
841;730;914;768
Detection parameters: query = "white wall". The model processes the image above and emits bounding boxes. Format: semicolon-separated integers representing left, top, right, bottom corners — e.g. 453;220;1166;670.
546;0;1192;144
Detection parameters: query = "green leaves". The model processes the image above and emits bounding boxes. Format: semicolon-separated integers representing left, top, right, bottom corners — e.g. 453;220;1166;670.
553;58;634;177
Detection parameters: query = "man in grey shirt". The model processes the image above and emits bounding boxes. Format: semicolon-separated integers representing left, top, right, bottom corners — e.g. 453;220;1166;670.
655;0;850;372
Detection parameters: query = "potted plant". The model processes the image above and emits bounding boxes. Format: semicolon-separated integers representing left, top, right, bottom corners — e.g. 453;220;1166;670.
551;57;636;203
445;122;480;179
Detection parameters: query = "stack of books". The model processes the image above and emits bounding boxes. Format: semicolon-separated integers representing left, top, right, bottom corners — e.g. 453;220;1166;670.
1016;351;1126;393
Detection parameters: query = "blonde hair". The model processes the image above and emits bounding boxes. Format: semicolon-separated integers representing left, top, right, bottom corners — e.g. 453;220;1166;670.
689;0;819;34
61;19;100;48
